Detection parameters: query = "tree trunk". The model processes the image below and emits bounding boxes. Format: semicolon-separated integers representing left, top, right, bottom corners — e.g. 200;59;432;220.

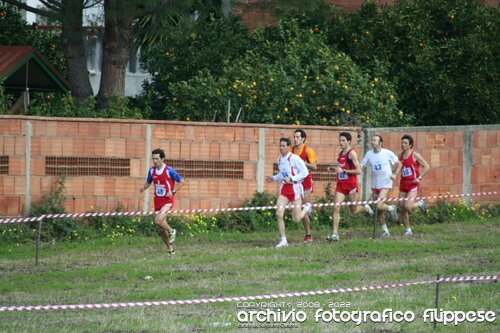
60;0;94;102
96;0;132;109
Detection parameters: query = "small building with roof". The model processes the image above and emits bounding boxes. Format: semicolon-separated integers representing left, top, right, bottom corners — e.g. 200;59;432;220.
0;45;70;113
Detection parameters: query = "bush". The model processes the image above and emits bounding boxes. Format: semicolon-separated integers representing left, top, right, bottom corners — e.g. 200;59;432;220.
419;199;494;224
26;177;92;242
137;0;499;127
26;94;143;119
0;186;497;245
161;18;404;127
327;0;500;125
138;15;252;119
0;85;12;114
213;187;376;232
214;192;278;232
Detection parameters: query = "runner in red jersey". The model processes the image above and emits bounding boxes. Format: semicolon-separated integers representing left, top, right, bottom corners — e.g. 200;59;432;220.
140;148;184;255
327;132;373;241
292;129;317;244
266;137;312;248
396;134;430;236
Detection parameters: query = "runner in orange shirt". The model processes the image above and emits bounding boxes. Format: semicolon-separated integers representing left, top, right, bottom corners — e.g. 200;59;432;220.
292;129;317;243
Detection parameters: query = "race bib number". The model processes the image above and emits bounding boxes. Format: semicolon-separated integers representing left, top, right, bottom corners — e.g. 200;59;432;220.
402;167;413;177
338;172;348;180
155;185;166;197
374;163;382;171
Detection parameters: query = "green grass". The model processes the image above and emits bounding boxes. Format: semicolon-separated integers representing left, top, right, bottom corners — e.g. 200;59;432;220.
0;217;499;332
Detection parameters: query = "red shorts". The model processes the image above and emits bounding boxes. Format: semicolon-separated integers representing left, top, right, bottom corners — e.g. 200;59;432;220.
399;179;419;193
154;197;174;211
280;184;302;202
335;182;358;196
302;176;313;192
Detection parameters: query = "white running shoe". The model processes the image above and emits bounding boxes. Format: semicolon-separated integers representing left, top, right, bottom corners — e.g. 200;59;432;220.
417;200;426;212
169;229;176;244
381;230;391;238
275;239;288;248
404;229;413;236
326;232;339;241
364;204;374;216
388;205;398;221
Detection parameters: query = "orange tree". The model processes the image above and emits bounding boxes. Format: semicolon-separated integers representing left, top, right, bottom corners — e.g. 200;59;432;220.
326;0;500;125
140;0;498;126
137;15;253;119
159;18;405;127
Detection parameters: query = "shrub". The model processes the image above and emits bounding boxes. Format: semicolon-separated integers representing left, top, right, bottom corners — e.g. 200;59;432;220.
26;94;143;119
327;0;500;125
162;18;404;127
1;189;497;244
214;192;278;232
25;177;93;242
138;15;252;119
420;199;493;224
173;214;219;238
0;85;12;114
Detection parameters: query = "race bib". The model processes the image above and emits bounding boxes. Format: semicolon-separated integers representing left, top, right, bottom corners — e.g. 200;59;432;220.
338;172;348;180
155;185;166;197
402;167;413;177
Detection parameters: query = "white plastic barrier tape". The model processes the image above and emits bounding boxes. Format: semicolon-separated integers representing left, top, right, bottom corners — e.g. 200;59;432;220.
0;191;498;224
0;275;496;312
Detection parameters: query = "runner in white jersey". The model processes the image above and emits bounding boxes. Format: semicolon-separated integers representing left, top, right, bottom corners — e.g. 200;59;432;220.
360;135;402;238
266;137;312;248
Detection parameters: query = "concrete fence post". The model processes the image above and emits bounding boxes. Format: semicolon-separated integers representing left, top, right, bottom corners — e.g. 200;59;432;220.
462;128;473;207
256;127;266;193
143;124;152;211
25;121;32;215
362;128;372;201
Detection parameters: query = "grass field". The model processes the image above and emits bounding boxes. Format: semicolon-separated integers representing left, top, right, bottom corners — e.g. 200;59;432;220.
0;217;498;332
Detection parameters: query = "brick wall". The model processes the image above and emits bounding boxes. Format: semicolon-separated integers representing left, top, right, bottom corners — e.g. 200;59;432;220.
0;116;359;216
0;116;498;217
364;128;464;200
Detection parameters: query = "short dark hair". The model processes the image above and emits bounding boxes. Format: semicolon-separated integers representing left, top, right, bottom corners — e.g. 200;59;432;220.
339;132;352;142
280;137;292;146
294;129;307;141
401;134;414;148
373;134;383;144
152;148;165;159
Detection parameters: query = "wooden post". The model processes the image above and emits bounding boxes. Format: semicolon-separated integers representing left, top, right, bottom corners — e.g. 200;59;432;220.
35;216;45;266
434;274;441;329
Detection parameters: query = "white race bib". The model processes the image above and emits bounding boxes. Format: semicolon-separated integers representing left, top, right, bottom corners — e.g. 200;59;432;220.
402;167;413;177
155;185;166;197
338;172;348;180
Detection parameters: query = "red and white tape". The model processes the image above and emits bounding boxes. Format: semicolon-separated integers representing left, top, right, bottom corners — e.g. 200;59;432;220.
0;275;496;312
0;190;498;224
